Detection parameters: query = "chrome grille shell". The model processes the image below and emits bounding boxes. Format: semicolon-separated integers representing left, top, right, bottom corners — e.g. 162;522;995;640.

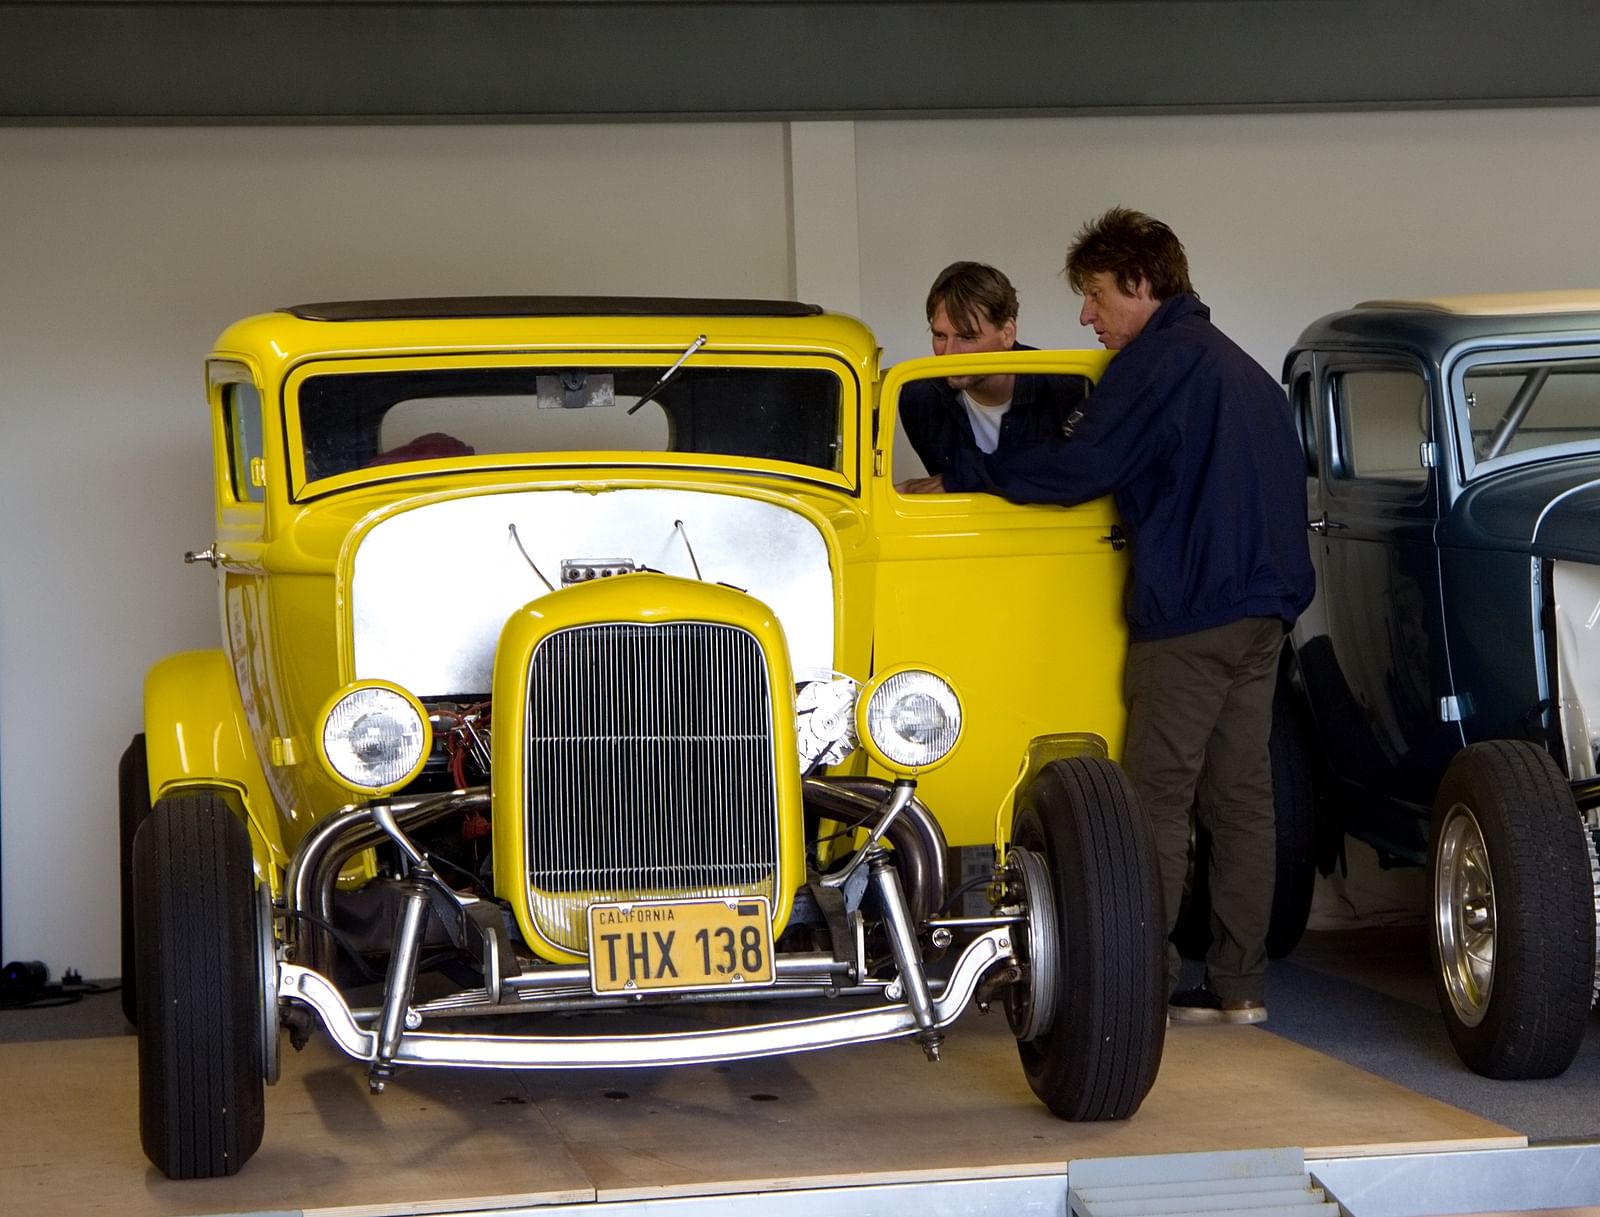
523;619;780;953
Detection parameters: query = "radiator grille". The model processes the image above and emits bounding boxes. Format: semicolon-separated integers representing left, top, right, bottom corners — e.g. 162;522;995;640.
524;620;780;953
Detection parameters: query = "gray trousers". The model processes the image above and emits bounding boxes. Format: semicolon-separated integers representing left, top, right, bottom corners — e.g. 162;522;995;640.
1123;616;1283;1003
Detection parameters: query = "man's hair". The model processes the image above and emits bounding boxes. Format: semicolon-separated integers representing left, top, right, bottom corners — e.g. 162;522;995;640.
925;261;1019;331
1063;207;1194;301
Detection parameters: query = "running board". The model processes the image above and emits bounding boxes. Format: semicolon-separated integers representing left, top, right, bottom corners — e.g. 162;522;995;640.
279;928;1012;1070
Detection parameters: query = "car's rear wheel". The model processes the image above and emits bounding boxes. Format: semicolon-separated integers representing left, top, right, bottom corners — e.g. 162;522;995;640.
118;733;153;1026
1006;757;1164;1120
1172;669;1319;962
134;791;268;1178
1429;741;1593;1079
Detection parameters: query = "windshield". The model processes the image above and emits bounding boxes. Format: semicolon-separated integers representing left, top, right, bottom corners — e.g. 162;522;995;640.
1458;351;1600;474
296;364;844;483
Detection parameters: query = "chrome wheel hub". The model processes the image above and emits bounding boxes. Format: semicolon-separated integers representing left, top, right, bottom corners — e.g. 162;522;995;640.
1435;805;1495;1028
1003;846;1059;1043
257;882;282;1085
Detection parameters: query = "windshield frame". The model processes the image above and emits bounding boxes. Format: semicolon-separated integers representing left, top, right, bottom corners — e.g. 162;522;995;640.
281;349;862;502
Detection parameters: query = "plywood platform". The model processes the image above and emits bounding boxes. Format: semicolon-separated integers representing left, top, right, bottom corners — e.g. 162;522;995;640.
0;1006;1521;1217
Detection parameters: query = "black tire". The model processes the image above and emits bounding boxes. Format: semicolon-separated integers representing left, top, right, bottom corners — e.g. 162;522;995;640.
1264;687;1318;958
134;792;267;1178
1428;741;1594;1079
118;733;152;1027
1171;672;1319;962
1010;757;1165;1120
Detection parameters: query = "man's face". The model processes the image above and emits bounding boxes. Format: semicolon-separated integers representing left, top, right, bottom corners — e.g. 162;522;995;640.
929;301;1016;391
1077;271;1160;350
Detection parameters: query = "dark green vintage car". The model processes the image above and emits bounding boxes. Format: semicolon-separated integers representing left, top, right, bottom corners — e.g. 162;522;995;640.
1283;291;1600;1079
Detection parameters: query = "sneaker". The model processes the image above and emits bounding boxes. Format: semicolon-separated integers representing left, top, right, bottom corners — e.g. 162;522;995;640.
1168;986;1267;1025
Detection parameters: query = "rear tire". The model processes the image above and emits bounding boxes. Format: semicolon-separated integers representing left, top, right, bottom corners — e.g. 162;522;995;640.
1429;741;1593;1079
1264;687;1318;959
134;791;267;1178
1009;757;1165;1120
1172;670;1318;961
118;733;152;1026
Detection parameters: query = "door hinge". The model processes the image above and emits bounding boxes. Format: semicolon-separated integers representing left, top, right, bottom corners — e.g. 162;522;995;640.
1439;695;1470;723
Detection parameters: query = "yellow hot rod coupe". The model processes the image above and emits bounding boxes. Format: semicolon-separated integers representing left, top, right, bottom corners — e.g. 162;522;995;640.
119;297;1164;1178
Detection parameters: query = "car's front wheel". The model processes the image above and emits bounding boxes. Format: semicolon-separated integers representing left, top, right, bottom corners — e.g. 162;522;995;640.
1429;741;1594;1079
1006;757;1165;1120
134;791;270;1178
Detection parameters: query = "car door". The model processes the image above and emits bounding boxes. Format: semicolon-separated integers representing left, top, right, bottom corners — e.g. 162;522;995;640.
867;350;1122;849
1298;351;1460;853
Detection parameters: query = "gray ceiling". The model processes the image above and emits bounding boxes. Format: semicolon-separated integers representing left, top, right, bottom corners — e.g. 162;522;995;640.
4;1;1600;123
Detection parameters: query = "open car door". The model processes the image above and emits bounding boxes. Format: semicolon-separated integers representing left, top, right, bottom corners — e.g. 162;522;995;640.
868;349;1122;847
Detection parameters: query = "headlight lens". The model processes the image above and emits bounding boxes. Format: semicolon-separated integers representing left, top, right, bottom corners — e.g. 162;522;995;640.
860;668;962;771
320;683;431;792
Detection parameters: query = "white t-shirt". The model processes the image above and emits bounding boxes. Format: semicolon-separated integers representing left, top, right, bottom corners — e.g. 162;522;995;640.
960;390;1012;454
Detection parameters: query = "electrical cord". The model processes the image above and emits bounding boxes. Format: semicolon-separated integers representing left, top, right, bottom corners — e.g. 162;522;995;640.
286;912;386;983
0;964;120;1010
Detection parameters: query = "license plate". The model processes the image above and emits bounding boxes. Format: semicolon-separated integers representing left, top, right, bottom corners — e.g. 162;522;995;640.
587;896;775;995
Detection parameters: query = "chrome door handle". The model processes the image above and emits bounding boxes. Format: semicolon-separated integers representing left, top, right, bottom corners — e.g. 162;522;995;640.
184;545;228;567
1308;515;1347;534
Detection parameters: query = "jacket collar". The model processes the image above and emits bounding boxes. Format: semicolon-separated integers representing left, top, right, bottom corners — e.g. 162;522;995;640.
1141;292;1209;337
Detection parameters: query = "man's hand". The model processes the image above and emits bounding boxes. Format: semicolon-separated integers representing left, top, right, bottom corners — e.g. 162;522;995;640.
896;474;946;494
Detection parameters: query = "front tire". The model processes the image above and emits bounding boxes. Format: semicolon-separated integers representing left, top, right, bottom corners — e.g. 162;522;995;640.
1008;757;1165;1120
1429;741;1594;1079
134;791;267;1178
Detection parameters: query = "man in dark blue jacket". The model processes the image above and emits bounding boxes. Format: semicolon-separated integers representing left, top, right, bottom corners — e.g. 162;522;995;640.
896;262;1088;485
907;208;1314;1024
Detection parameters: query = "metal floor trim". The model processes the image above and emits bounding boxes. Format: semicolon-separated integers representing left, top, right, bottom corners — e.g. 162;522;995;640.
265;1140;1600;1217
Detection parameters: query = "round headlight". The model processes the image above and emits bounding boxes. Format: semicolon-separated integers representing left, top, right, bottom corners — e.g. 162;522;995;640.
318;682;432;794
857;667;962;773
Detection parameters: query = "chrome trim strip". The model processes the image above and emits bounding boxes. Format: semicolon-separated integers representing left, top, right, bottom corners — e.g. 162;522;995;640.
280;928;1011;1069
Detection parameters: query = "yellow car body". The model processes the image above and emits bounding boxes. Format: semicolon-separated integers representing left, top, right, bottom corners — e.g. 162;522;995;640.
126;298;1160;1182
155;306;1122;873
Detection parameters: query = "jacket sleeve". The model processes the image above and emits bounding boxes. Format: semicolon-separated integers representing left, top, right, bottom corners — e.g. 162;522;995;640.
943;341;1195;504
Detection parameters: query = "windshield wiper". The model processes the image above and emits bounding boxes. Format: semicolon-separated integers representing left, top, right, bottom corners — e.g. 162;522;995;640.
627;334;707;415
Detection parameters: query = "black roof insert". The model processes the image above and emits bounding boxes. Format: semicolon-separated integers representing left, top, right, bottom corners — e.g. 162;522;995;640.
284;296;825;322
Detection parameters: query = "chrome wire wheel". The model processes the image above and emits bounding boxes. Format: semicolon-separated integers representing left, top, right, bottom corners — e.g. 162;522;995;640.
1434;803;1495;1029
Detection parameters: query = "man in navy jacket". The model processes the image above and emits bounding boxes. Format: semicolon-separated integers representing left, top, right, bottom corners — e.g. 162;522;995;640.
896;262;1088;485
907;208;1315;1024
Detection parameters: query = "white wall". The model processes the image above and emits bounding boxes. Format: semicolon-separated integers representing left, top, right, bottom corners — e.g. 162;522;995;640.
858;108;1600;371
4;107;1600;975
0;123;795;975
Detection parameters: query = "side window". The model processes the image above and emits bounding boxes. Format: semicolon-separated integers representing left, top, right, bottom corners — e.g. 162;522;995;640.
224;382;265;503
1331;368;1430;483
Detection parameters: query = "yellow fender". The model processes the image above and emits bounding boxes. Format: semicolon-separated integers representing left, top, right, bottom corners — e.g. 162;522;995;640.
991;732;1111;861
143;649;287;885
